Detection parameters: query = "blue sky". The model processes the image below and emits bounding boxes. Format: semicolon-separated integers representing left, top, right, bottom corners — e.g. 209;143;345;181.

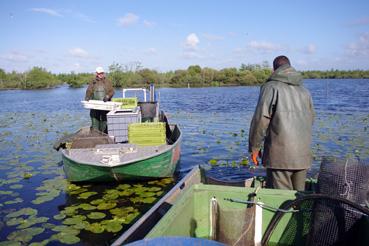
1;0;369;73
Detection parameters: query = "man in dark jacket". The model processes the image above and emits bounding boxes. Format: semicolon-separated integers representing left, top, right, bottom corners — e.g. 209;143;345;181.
85;67;114;133
248;56;315;191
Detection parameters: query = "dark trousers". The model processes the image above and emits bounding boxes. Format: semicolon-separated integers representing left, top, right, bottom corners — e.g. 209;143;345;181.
90;109;109;133
266;168;307;191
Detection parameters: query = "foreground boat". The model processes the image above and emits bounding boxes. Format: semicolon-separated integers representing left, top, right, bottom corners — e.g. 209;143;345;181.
113;165;369;246
54;87;182;182
58;125;181;182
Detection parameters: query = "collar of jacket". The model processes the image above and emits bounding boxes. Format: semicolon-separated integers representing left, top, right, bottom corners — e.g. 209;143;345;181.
267;64;302;86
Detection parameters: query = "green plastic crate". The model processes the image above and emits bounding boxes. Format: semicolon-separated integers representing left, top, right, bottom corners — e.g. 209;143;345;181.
128;122;166;146
112;97;138;109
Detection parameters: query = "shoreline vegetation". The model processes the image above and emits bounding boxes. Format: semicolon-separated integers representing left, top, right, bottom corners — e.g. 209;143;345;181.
1;62;369;90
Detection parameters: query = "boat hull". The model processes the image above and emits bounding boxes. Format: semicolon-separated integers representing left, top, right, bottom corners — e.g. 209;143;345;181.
61;125;181;182
62;145;180;182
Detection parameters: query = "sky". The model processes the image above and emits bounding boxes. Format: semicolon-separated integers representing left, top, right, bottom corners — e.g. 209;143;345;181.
1;0;369;73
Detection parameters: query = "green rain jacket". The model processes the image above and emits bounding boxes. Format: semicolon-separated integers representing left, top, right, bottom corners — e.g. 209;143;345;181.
85;76;114;101
248;64;315;169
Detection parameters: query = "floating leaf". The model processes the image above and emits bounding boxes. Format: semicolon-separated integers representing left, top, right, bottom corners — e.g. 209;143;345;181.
97;202;116;210
209;159;218;165
9;184;23;189
51;232;80;244
110;207;137;218
6;208;38;218
17;216;49;229
7;227;45;243
116;184;131;190
86;222;104;233
53;213;66;220
78;203;96;211
87;212;106;220
23;173;33;179
90;199;105;205
62;215;86;225
52;225;80;235
4;198;23;205
0;191;13;195
104;220;123;233
78;192;97;199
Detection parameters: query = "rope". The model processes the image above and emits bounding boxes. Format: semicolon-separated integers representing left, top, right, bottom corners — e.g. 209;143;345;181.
339;159;353;199
224;198;300;213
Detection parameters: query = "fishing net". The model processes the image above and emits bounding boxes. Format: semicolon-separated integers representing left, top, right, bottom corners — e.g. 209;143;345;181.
53;127;114;150
262;158;369;246
317;157;369;204
216;205;256;246
262;194;369;246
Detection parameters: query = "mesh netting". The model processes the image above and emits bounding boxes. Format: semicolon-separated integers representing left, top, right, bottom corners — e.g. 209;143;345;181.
263;158;369;246
53;127;114;150
216;206;255;246
262;194;369;246
318;157;369;204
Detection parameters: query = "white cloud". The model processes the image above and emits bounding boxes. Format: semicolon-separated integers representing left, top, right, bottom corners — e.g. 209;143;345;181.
302;44;317;54
182;51;202;59
0;51;29;62
203;33;224;41
184;33;200;50
68;48;89;58
346;33;369;57
348;17;369;26
118;13;139;27
30;8;63;17
247;40;283;52
143;20;156;27
145;48;158;55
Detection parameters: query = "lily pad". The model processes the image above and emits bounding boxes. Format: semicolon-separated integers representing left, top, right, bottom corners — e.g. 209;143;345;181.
53;213;66;220
86;222;105;233
17;216;49;229
87;212;106;220
51;232;80;244
78;191;98;199
97;202;117;210
103;220;123;233
90;199;105;205
6;208;38;218
4;198;23;205
78;203;96;211
10;184;23;189
7;227;45;243
62;215;86;225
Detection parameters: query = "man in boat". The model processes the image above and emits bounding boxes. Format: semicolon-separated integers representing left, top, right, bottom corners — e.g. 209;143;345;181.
85;67;114;133
248;55;315;191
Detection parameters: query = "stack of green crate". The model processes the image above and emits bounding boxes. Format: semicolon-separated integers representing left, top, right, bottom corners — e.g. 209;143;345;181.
128;122;166;146
112;97;138;110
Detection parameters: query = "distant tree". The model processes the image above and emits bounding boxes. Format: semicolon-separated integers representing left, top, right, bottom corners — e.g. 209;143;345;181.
0;68;6;89
25;67;58;89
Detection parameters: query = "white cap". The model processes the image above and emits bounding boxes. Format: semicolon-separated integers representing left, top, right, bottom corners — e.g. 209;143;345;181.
96;67;104;73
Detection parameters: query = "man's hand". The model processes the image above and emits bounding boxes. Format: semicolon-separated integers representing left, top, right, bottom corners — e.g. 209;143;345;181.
251;150;262;166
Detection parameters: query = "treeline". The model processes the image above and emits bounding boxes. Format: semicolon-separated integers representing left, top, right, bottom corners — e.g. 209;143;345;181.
0;63;368;90
301;69;369;79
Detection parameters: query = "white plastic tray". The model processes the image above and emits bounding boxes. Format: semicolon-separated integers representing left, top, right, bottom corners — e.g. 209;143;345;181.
81;100;122;111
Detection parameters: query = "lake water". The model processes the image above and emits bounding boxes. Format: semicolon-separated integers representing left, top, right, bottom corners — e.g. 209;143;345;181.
0;79;368;244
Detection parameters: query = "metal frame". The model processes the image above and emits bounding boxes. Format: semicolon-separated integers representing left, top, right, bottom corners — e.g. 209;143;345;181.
122;88;147;102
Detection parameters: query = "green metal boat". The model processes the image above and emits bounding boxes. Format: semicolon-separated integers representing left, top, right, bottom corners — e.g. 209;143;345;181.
54;87;182;182
113;166;369;246
55;124;181;182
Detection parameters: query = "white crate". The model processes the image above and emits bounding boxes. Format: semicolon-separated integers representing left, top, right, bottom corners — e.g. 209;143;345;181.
81;100;122;111
107;108;141;142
